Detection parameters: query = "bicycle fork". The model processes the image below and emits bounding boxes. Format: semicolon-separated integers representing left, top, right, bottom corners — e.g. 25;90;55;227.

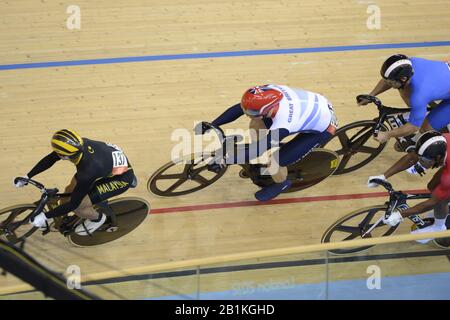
7;193;50;235
362;214;426;238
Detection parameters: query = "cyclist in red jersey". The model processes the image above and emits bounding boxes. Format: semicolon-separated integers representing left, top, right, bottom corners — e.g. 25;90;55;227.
367;131;449;243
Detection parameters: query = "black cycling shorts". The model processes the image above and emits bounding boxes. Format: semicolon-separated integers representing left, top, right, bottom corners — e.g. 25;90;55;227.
88;169;136;205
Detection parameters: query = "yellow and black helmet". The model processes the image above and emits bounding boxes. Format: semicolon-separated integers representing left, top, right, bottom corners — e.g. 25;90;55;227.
51;129;84;163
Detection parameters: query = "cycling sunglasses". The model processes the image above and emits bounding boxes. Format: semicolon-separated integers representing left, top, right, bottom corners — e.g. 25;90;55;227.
242;108;262;117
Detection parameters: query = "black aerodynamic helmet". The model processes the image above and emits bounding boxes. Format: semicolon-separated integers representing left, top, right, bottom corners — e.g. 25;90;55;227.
415;131;447;168
380;54;414;82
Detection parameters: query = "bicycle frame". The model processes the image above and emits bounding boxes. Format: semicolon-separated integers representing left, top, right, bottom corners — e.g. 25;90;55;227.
200;122;338;185
359;95;435;151
5;178;71;237
199;123;289;184
199;122;255;172
372;178;429;228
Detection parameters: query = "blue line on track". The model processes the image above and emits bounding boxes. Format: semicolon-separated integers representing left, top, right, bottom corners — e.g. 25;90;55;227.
1;40;449;71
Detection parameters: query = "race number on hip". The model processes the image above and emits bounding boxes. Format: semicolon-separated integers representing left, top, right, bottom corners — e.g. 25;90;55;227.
107;143;129;174
112;151;128;168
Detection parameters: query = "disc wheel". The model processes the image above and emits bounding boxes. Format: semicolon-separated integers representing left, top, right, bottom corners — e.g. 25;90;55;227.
148;153;228;197
68;197;150;247
323;120;388;175
321;204;398;255
253;149;340;193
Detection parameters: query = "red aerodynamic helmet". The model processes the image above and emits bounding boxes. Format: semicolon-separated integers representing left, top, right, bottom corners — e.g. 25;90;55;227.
241;85;283;117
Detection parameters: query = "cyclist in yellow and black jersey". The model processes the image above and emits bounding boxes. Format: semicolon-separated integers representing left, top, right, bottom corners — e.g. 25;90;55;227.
14;129;137;236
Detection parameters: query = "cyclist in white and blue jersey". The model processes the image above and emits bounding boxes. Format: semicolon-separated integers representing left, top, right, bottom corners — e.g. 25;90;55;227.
358;54;450;144
198;84;338;201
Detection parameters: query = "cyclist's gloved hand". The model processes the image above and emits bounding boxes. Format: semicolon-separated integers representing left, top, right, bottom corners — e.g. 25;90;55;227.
406;162;426;176
356;95;371;106
207;154;226;173
30;211;49;230
13;175;29;188
383;209;404;227
367;174;387;188
194;121;213;135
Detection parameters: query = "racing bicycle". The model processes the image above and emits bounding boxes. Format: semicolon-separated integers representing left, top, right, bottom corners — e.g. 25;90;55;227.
148;123;340;197
321;179;450;254
0;178;150;247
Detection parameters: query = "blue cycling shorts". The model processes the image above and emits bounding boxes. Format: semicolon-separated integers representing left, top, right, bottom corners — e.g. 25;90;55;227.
273;131;332;167
427;99;450;130
263;118;332;166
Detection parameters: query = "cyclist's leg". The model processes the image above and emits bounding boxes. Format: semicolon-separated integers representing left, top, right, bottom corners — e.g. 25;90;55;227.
411;197;449;242
270;166;288;183
433;200;448;221
246;117;285;178
275;130;333;167
273;130;333;179
88;169;137;206
55;175;77;207
73;195;98;220
250;117;289;178
420;118;433;133
255;131;332;201
422;99;450;132
74;170;136;235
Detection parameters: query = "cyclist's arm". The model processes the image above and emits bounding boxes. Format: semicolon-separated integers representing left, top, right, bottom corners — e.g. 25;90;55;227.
369;79;392;96
404;94;429;130
44;178;93;218
231;128;290;163
211;103;244;127
398;194;441;218
385;122;419;139
384;94;429;139
384;152;419;178
428;168;444;191
27;152;60;178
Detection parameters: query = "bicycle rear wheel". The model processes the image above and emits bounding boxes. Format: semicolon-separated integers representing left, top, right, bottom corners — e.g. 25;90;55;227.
253;148;339;193
0;204;38;244
321;204;398;255
68;197;150;247
323;120;388;175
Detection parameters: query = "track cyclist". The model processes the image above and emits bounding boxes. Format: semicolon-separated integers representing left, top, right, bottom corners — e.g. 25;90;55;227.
358;54;450;144
13;129;137;236
368;131;450;243
197;84;338;202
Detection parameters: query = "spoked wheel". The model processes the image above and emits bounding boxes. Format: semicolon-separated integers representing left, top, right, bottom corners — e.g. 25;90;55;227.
321;204;398;255
322;120;388;175
0;204;38;244
68;197;150;247
253;149;339;193
148;153;228;197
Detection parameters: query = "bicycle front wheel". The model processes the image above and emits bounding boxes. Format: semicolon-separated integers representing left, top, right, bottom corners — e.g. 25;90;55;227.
148;152;228;197
0;204;38;244
321;204;398;255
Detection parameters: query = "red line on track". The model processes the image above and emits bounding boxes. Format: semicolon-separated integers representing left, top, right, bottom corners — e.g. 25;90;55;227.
150;189;429;214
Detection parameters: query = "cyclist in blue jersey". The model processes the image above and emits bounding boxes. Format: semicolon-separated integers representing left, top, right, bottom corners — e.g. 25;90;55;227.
358;54;450;144
196;84;338;202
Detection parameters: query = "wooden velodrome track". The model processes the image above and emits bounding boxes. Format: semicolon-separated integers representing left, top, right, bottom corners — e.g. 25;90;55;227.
0;0;449;298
